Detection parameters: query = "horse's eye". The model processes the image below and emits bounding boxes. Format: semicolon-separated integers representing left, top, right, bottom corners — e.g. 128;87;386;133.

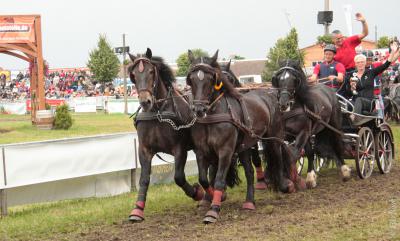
149;69;154;74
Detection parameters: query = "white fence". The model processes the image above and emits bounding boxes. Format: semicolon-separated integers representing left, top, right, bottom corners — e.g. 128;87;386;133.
0;97;141;115
0;132;197;215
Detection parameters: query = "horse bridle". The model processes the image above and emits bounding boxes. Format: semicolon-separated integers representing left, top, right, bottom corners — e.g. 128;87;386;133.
130;57;160;96
273;66;302;103
187;63;222;111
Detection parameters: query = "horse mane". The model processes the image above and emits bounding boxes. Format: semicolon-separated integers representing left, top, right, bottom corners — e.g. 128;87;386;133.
212;62;241;99
150;56;176;87
127;55;175;87
220;63;242;87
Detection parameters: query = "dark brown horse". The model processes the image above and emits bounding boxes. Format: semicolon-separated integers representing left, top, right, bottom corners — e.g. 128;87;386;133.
127;48;204;222
272;59;351;187
187;50;293;224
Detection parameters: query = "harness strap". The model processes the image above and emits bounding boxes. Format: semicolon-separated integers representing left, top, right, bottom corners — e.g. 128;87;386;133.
304;106;343;136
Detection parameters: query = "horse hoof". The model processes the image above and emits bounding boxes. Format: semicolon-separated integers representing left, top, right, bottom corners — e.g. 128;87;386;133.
193;183;205;201
287;180;296;193
255;181;268;190
341;165;351;182
242;202;256;210
295;177;307;191
128;208;144;223
203;210;219;224
306;171;317;189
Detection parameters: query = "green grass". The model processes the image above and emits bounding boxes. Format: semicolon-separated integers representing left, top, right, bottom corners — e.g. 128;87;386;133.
0;122;398;240
0;113;134;144
0;177;200;241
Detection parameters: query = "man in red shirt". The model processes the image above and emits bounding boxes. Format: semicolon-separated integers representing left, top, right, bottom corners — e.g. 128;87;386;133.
332;13;369;73
309;44;345;91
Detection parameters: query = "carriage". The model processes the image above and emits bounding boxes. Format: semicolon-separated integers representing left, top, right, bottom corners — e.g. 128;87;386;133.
297;93;395;179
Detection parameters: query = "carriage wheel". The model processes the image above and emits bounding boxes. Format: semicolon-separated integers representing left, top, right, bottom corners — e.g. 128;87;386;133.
375;129;393;174
297;156;305;175
355;127;376;179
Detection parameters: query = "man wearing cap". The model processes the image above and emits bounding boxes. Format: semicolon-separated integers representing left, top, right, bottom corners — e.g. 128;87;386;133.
332;13;369;74
309;44;345;91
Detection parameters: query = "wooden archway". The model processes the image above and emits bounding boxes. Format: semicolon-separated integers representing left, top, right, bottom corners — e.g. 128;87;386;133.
0;15;45;123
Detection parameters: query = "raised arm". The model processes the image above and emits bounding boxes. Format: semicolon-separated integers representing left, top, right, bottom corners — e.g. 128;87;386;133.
371;41;400;76
356;13;368;40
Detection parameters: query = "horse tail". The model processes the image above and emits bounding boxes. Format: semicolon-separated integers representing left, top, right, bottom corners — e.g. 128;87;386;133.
226;158;241;188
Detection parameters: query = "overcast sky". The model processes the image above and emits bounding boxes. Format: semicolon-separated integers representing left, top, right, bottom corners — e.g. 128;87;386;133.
1;0;399;70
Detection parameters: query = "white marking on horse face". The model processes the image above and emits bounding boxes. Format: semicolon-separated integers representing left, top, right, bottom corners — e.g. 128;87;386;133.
197;70;205;80
284;72;290;79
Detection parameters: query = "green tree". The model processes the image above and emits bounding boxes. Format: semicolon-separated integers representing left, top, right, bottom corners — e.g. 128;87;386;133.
377;36;390;49
316;35;333;46
262;28;305;81
87;34;120;83
176;49;209;76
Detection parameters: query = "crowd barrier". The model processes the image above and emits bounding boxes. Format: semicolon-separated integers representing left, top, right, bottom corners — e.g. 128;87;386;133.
0;97;140;115
0;132;197;216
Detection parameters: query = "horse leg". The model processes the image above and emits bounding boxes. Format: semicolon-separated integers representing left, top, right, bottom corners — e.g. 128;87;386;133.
129;147;153;222
203;149;233;224
251;145;267;190
198;164;215;210
239;150;256;210
330;109;351;181
197;154;213;210
289;129;310;191
265;141;295;194
173;147;204;201
304;141;317;189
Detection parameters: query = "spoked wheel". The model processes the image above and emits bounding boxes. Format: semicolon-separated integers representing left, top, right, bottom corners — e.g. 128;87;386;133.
297;156;305;175
375;129;394;174
355;127;376;179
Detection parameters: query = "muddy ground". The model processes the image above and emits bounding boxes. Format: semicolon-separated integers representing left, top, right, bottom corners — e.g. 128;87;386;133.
74;164;400;241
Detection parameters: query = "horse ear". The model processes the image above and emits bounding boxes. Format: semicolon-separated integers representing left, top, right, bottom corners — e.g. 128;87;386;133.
146;48;152;59
211;50;219;64
128;53;136;62
188;50;195;63
226;59;232;71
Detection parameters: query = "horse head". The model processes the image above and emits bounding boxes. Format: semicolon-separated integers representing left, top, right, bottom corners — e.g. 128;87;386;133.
186;50;221;117
128;48;159;111
272;59;306;112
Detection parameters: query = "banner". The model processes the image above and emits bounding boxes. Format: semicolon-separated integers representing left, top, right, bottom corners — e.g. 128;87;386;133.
0;16;36;43
73;97;97;112
0;101;26;115
26;99;65;112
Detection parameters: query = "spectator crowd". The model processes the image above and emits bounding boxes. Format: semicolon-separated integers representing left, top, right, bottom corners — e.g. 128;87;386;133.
0;69;137;102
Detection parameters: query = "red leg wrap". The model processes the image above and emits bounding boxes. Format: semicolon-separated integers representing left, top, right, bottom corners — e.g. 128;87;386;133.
136;201;145;209
256;167;264;180
212;190;223;207
206;187;214;198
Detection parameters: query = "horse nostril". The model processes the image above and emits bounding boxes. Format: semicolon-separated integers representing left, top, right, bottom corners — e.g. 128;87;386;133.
146;99;151;105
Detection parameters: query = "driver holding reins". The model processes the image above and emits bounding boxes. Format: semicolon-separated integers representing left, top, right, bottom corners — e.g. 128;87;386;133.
309;44;345;91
